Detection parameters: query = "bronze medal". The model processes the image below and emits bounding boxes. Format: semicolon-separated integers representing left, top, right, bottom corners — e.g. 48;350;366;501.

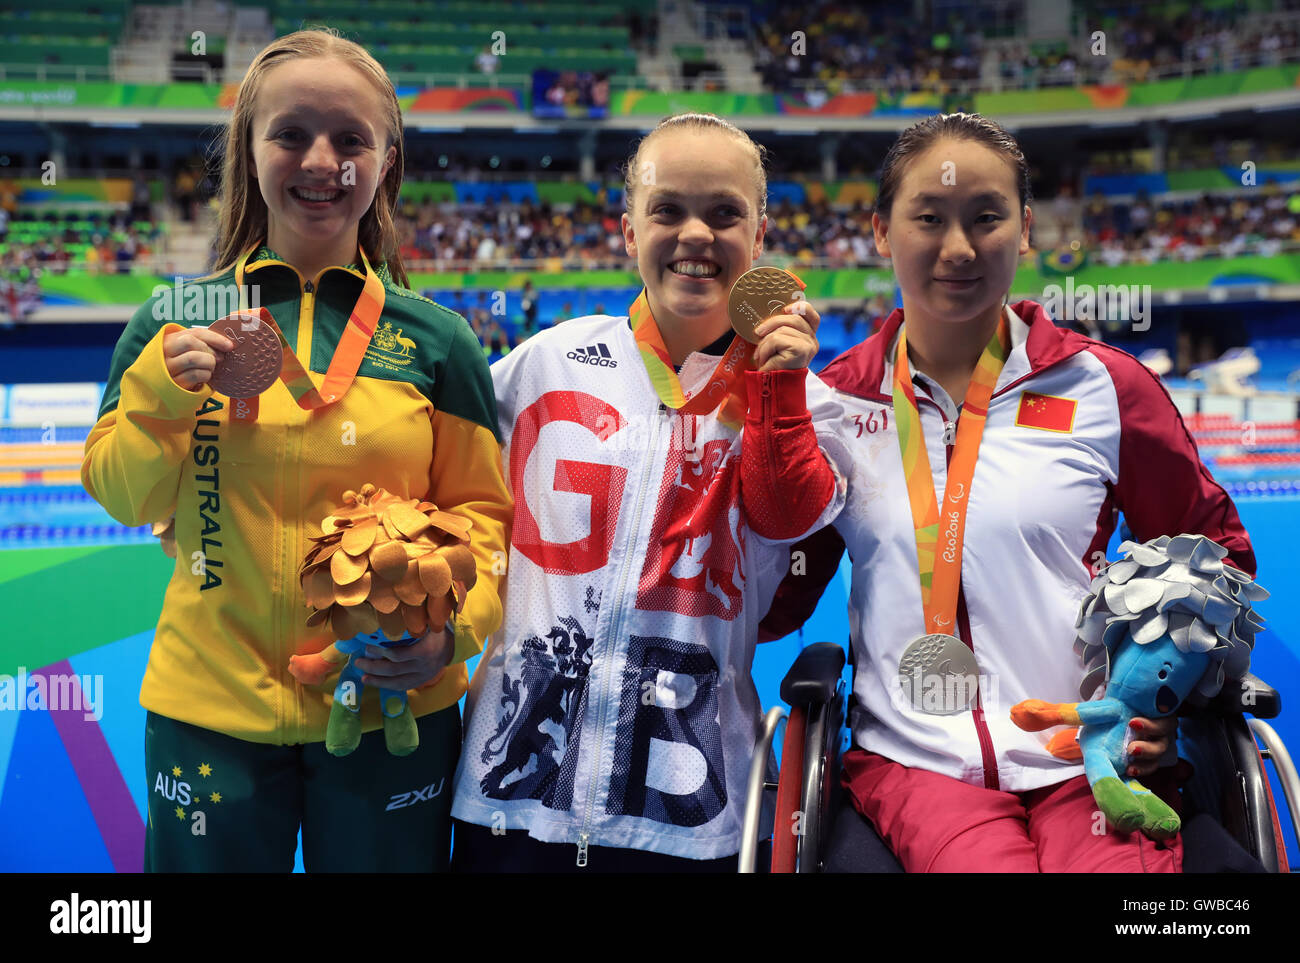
727;266;804;344
208;311;283;398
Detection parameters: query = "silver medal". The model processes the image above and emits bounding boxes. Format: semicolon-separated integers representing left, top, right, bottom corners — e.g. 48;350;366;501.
898;633;980;715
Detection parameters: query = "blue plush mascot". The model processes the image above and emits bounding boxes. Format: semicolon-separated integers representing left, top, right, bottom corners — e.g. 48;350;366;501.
1012;534;1267;839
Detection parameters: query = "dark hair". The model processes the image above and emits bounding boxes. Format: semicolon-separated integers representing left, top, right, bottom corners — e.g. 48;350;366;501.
623;112;768;219
874;112;1031;220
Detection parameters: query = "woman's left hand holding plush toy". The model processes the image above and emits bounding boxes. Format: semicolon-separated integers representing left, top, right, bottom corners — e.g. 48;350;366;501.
1126;715;1177;778
357;625;454;691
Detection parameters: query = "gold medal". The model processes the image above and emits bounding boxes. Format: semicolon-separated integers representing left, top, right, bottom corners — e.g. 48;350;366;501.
727;266;804;344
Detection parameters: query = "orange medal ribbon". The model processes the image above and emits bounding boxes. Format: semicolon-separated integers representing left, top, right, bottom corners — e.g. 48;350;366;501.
628;289;754;430
892;315;1010;635
226;244;386;422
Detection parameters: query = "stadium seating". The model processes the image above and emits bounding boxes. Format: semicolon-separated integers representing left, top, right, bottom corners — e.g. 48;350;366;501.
0;3;126;68
265;0;650;76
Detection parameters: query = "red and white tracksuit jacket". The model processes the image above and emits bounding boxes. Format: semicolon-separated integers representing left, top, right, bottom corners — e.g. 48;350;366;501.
451;314;849;859
760;300;1254;792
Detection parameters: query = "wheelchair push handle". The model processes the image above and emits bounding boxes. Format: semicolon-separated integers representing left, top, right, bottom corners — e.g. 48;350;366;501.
1187;672;1281;720
780;642;846;707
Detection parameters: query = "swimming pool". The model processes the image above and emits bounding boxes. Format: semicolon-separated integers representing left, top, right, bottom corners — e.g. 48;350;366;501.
2;414;1297;871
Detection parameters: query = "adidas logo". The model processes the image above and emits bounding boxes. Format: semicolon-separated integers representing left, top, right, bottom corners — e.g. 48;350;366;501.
567;343;618;367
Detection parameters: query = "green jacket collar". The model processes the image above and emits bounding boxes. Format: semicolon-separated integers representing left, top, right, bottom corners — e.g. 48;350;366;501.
244;245;394;285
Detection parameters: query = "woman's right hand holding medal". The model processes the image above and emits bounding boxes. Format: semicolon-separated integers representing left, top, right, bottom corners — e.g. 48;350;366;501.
163;327;236;391
753;299;821;372
729;266;818;372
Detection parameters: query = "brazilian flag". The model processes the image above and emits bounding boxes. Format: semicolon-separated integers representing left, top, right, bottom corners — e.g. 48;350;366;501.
1039;245;1089;276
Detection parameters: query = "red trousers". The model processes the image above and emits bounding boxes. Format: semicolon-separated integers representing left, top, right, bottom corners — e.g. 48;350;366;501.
841;748;1182;873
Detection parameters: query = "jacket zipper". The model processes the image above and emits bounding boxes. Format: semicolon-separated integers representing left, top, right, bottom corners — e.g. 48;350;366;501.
760;377;780;512
958;591;1000;789
281;271;321;742
575;402;664;866
235;256;365;744
299;278;315;358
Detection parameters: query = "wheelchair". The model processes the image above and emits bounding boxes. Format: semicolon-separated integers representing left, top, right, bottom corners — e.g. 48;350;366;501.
740;641;1300;873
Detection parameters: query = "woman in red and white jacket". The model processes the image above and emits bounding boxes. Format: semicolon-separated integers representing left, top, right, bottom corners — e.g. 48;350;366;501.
754;112;1255;873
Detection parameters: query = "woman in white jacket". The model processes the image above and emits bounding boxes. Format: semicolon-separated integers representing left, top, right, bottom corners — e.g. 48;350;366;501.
450;113;850;871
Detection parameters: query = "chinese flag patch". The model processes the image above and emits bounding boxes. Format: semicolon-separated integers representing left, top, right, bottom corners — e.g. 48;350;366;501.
1015;391;1078;433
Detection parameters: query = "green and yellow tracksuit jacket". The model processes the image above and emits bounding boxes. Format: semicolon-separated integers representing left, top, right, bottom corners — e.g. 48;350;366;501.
82;248;511;745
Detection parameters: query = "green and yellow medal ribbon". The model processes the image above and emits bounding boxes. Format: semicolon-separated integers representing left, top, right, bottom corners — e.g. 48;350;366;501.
892;314;1010;633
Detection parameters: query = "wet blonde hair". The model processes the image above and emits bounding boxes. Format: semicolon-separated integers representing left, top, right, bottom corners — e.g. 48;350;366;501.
623;113;768;220
211;28;409;287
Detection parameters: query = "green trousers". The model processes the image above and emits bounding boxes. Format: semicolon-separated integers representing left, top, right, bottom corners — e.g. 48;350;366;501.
143;706;459;872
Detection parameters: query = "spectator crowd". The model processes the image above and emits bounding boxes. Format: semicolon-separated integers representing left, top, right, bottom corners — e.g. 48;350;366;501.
3;164;1298;341
749;0;1300;95
392;191;881;270
1083;185;1300;265
752;3;983;96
